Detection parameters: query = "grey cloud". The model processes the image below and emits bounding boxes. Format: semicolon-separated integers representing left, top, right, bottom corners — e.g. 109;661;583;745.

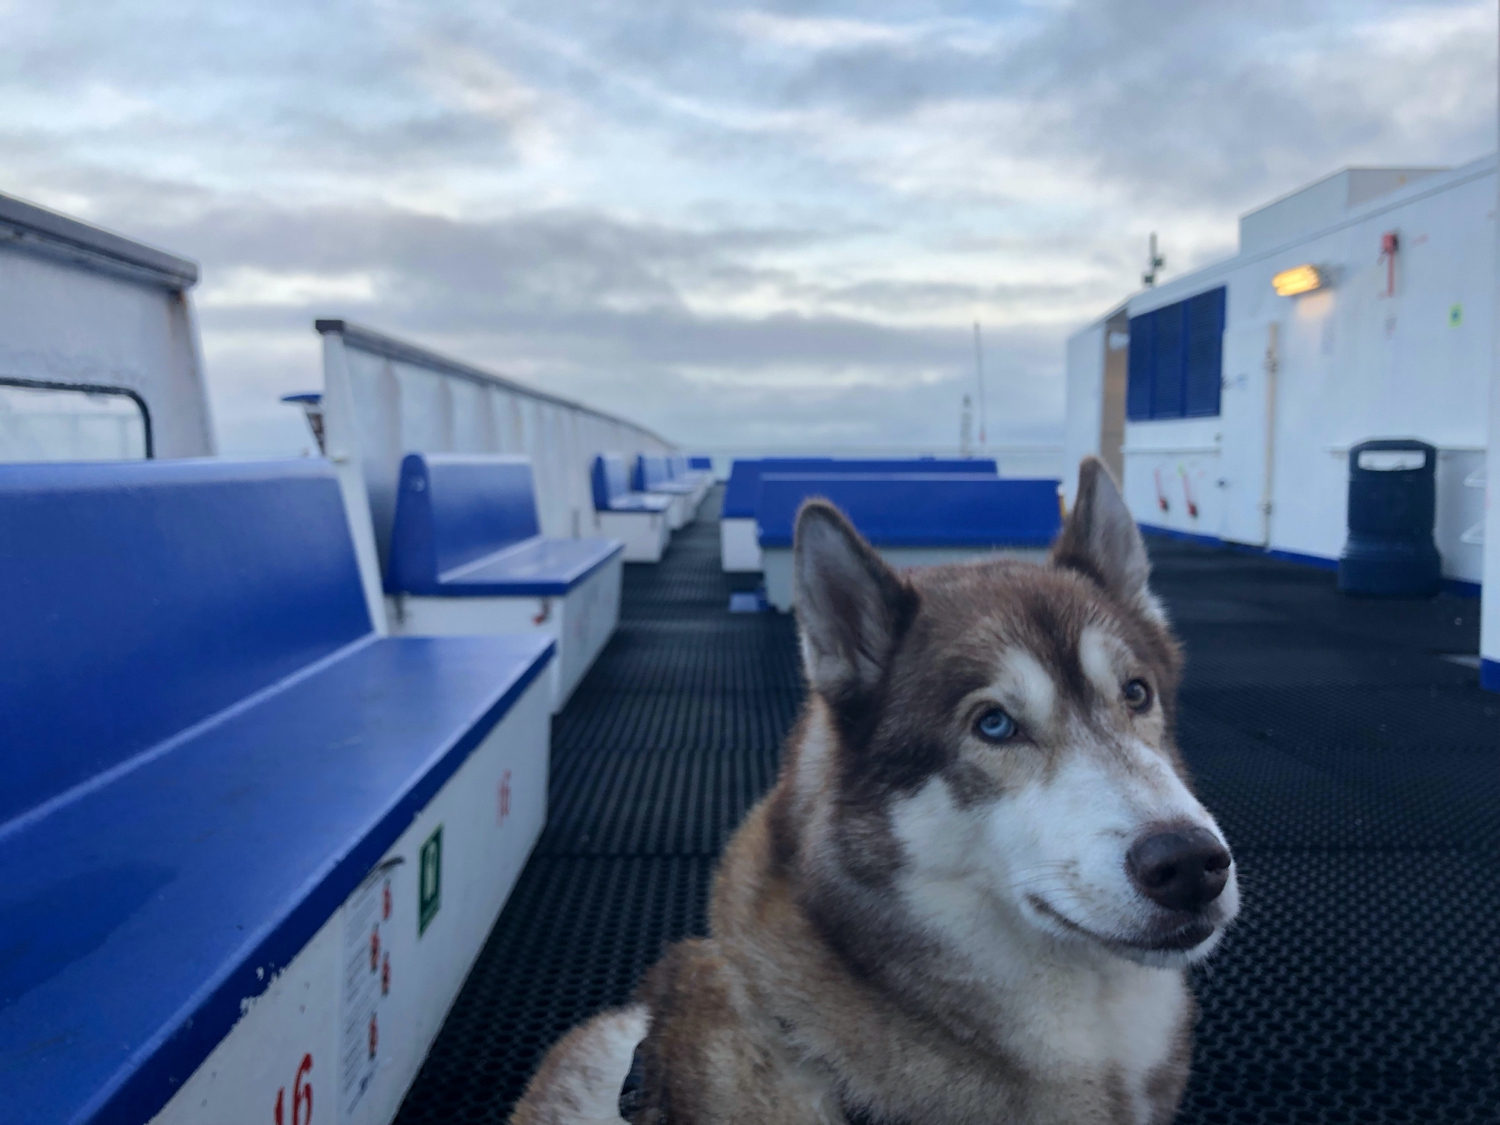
8;0;1487;461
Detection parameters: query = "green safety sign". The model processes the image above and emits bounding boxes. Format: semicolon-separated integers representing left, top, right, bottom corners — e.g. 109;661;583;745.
418;826;442;936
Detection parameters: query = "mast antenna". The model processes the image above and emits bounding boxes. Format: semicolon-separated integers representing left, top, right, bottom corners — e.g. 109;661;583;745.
973;322;987;448
1142;232;1165;288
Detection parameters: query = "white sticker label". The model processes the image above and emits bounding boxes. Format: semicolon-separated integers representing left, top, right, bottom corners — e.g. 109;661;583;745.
340;861;399;1120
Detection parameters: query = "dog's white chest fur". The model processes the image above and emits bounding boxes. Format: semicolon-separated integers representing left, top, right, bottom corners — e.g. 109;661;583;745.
1009;958;1187;1120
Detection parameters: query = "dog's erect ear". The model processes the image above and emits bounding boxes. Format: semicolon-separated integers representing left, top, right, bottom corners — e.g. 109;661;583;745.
1052;457;1161;620
793;500;915;701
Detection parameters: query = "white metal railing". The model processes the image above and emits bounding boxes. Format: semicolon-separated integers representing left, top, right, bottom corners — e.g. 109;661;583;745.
316;320;674;631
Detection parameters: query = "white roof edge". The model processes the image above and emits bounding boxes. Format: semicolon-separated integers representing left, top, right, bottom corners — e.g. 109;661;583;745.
1064;300;1131;342
1237;164;1450;223
1130;152;1498;316
0;191;198;290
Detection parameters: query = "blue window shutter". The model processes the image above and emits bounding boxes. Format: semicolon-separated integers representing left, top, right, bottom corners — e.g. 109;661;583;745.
1126;312;1154;421
1184;287;1225;417
1152;302;1186;418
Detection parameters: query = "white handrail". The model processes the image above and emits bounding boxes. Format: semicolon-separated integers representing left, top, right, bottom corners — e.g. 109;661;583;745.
316;321;674;627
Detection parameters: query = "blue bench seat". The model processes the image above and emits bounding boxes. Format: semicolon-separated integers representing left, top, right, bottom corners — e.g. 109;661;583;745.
755;472;1062;610
634;453;698;529
427;536;621;597
386;454;623;709
719;457;1000;573
590;454;674;561
667;453;711;492
0;460;554;1125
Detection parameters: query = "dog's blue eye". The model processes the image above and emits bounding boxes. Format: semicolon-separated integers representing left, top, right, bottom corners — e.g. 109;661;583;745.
975;707;1017;743
1123;679;1153;712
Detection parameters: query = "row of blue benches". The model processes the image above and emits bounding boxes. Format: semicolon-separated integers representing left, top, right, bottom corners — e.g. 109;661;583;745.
0;449;707;1125
716;457;1065;609
589;452;712;560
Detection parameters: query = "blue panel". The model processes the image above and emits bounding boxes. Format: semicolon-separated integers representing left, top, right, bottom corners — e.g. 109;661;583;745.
1185;287;1225;418
0;460;372;827
1482;658;1500;693
590;455;614;510
723;460;769;517
0;632;553;1125
687;456;712;471
1126;312;1154;421
386;454;542;593
756;474;1061;548
720;458;999;519
594;454;634;509
1152;301;1186;418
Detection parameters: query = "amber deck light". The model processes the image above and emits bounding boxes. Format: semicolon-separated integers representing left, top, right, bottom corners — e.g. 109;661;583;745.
1272;264;1327;297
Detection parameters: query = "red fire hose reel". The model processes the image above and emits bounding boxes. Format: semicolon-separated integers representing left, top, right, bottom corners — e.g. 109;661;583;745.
1379;231;1399;297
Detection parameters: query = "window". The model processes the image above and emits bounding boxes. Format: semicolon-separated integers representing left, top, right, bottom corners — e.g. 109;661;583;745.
0;378;152;462
1125;286;1225;421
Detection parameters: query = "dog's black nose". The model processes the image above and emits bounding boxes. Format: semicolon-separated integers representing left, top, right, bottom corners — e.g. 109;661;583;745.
1127;827;1231;912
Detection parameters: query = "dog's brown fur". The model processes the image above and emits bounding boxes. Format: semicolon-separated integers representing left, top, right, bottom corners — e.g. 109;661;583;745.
513;458;1236;1125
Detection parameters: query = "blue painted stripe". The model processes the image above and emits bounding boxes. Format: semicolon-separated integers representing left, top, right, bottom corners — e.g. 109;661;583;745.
1482;658;1500;693
1136;523;1223;549
1139;524;1481;594
1444;577;1483;599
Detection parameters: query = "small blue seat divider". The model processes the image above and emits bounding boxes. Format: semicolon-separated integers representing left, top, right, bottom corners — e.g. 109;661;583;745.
0;459;553;1125
386;453;622;598
755;473;1061;548
591;453;673;514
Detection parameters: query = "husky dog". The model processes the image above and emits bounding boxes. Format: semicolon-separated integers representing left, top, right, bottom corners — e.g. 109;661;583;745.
513;458;1238;1125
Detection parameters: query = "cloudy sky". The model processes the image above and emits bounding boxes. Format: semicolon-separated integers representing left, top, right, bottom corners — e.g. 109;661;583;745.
4;0;1495;456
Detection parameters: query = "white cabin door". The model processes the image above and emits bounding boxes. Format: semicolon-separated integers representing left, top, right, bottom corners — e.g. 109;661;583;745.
1217;322;1279;546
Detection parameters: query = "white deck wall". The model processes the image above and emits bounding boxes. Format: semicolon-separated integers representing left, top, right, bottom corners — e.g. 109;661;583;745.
1067;156;1495;587
0;192;213;461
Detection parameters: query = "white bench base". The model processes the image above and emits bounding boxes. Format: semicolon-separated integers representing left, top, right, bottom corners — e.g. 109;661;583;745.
593;510;670;562
147;673;550;1125
388;556;621;712
762;545;1050;612
720;518;761;572
644;492;691;530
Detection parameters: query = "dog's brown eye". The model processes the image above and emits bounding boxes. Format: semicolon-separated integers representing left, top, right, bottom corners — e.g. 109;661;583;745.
974;707;1018;743
1123;679;1152;712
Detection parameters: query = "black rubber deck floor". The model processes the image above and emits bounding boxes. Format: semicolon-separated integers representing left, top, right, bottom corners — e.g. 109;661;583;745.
395;495;1500;1125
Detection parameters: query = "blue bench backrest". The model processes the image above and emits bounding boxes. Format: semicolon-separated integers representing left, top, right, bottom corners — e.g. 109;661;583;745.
0;460;371;827
688;455;712;471
387;453;540;591
591;453;633;509
636;453;674;491
756;473;1061;548
721;457;999;519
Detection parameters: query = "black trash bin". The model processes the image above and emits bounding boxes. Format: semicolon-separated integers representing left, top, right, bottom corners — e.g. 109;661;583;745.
1337;438;1441;597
